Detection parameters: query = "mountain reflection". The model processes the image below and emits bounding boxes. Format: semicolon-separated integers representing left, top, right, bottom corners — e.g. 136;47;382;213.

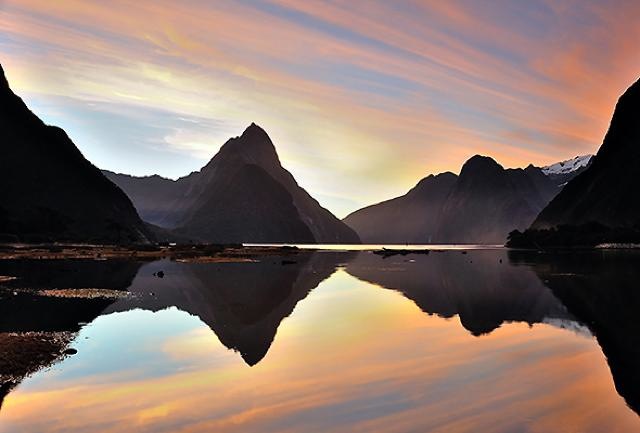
105;251;354;365
0;252;352;408
346;250;576;336
509;250;640;415
2;249;640;424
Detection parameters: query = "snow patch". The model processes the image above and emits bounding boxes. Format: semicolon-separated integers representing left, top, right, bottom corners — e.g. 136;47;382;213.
542;155;593;175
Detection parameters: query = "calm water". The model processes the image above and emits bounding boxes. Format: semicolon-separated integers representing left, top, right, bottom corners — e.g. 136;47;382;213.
1;249;639;432
243;243;505;250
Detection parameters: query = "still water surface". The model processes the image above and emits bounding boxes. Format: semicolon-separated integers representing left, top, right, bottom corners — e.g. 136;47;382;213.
0;248;639;432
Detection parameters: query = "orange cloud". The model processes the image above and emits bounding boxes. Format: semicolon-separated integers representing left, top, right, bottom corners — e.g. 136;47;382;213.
1;0;638;216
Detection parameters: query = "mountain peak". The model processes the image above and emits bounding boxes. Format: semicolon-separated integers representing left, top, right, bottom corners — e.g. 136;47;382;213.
211;123;281;170
233;123;275;151
459;155;503;177
242;122;270;139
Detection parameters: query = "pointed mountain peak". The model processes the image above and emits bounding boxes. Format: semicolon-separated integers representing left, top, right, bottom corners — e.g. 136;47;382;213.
234;123;275;150
212;123;281;170
232;122;273;148
242;122;269;137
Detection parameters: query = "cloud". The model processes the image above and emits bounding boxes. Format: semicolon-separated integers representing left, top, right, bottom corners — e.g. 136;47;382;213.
1;0;639;216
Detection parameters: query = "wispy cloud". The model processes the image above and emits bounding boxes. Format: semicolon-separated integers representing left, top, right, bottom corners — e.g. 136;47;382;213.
1;0;639;216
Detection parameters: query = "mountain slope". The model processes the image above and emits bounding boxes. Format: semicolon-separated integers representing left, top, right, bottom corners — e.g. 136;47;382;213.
107;124;359;243
101;171;183;227
0;64;151;244
343;172;457;243
435;156;558;243
541;154;593;187
344;155;559;244
176;163;315;243
542;154;592;176
533;78;640;230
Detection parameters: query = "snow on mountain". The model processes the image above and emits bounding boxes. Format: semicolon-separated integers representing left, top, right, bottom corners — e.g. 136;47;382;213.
542;155;593;175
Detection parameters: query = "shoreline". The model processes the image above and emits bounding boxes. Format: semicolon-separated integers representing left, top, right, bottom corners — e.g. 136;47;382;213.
2;242;640;261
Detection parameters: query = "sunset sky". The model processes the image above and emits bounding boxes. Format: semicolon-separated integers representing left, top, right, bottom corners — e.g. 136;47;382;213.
1;0;639;217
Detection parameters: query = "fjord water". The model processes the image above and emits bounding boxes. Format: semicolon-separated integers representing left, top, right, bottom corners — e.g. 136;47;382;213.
1;249;640;432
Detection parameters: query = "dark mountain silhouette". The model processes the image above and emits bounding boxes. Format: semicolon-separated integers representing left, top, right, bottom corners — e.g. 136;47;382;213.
510;250;640;415
532;78;640;230
0;251;350;411
175;163;316;243
344;156;559;244
346;250;573;335
435;156;558;243
343;173;457;243
106;252;352;365
0;64;151;244
105;124;359;244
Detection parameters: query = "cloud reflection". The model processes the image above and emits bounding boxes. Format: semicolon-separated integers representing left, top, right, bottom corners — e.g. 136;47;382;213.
1;265;637;432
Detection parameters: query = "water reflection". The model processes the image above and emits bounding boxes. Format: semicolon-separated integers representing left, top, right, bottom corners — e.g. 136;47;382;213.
105;251;354;365
0;259;141;291
0;250;640;431
346;250;578;336
510;250;640;415
0;259;142;410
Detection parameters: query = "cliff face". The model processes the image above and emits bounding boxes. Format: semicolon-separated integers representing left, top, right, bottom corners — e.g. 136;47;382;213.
0;64;151;244
533;78;640;230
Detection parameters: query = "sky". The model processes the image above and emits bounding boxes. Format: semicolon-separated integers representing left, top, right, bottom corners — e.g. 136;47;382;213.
1;0;639;217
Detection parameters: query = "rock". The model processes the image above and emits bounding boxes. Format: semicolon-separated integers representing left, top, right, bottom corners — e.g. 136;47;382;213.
373;248;430;258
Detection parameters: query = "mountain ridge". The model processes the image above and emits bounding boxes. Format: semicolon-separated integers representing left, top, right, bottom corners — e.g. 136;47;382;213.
106;123;360;244
532;78;640;230
0;63;152;244
344;153;582;244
